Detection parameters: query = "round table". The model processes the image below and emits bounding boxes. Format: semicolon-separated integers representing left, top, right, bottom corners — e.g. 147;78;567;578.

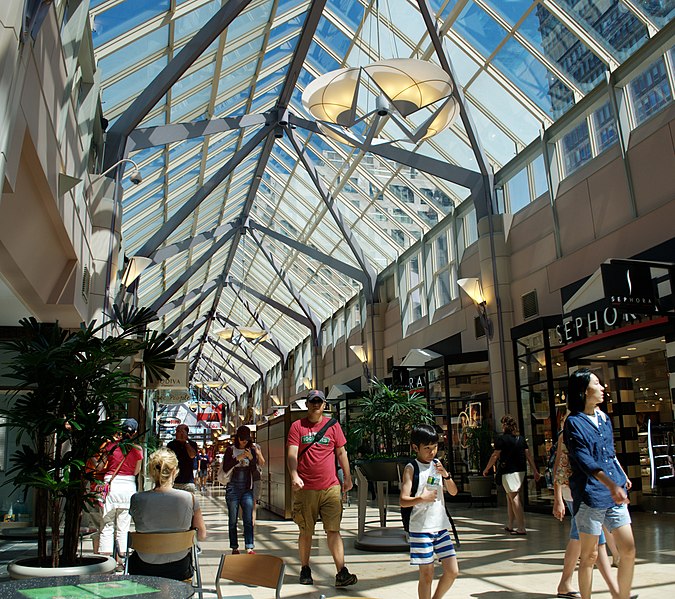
0;573;194;598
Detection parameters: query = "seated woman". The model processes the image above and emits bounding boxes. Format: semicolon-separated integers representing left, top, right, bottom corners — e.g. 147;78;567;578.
129;448;207;580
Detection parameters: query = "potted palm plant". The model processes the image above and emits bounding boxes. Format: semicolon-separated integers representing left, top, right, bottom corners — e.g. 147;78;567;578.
0;304;176;576
350;379;434;482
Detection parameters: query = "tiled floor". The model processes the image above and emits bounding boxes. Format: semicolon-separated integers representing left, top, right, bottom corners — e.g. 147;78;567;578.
2;488;674;598
194;488;675;598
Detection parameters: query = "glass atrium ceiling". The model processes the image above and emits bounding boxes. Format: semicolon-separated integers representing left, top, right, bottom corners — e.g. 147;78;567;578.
90;0;673;395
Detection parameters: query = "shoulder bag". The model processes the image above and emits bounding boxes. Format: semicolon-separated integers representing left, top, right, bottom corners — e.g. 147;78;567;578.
218;448;236;485
298;418;337;460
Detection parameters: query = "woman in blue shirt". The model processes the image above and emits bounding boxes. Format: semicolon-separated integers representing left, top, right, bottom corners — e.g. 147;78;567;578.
563;369;636;599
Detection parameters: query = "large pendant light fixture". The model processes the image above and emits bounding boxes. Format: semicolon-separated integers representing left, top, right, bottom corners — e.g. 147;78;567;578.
301;1;458;145
302;59;458;144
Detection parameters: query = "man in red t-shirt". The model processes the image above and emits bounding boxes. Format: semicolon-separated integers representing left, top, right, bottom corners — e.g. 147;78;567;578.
287;390;357;588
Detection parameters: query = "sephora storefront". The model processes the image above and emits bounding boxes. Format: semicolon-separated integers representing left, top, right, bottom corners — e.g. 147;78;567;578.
514;260;674;511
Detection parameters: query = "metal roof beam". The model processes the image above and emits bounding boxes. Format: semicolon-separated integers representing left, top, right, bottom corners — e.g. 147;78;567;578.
151;222;237;264
284;125;377;300
162;292;215;339
248;228;321;340
135;125;270;258
415;0;496;219
208;337;263;376
200;352;248;389
149;233;232;313
127;113;268;152
103;0;255;170
247;219;371;293
158;275;226;318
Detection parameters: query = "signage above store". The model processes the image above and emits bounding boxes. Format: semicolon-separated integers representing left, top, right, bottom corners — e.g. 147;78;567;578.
146;360;189;390
601;262;658;314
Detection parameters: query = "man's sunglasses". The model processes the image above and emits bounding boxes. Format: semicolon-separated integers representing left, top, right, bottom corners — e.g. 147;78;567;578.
307;398;324;405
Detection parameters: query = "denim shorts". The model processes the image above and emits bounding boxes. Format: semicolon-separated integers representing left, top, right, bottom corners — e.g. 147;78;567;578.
565;500;605;543
575;502;631;536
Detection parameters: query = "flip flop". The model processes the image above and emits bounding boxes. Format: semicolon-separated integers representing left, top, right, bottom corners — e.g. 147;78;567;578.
511;530;527;536
556;592;581;598
504;527;514;533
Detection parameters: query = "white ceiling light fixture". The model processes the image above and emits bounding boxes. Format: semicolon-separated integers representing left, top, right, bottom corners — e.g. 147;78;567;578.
301;0;459;145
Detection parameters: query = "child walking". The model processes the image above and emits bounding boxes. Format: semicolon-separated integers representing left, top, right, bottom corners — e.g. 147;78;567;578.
400;424;459;599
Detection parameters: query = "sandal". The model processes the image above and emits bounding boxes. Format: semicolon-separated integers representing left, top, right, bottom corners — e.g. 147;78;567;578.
511;529;527;536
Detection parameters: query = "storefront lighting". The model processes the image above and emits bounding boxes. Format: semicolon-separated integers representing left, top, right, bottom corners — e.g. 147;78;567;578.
457;277;493;339
349;344;371;380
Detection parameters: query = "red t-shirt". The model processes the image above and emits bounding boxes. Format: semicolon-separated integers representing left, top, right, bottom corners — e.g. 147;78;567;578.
104;442;143;476
287;416;346;491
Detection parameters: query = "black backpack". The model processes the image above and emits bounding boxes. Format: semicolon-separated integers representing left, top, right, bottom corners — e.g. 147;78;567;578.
401;460;420;533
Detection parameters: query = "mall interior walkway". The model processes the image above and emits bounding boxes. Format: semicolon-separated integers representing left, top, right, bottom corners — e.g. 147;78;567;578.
1;487;674;597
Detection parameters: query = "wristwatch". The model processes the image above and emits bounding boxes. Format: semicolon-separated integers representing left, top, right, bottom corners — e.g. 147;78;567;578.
442;474;452;480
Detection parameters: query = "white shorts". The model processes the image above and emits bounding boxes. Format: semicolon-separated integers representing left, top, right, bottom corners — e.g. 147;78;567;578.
502;471;525;494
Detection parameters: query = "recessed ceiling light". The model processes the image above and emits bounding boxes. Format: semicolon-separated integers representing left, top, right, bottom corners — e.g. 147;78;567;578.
635;377;640;381
619;355;629;359
627;347;637;351
596;355;606;358
661;338;666;342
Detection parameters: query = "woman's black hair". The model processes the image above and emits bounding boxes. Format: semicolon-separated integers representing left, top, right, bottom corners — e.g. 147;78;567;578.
567;368;593;414
411;424;439;447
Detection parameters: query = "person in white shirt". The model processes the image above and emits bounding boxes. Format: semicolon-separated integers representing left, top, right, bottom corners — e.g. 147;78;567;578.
400;424;459;599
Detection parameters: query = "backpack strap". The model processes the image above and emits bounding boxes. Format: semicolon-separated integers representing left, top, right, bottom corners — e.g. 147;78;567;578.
298;418;337;460
410;460;420;496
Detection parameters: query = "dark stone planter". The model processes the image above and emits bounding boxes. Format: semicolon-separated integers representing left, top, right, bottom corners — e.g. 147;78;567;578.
355;457;410;482
468;474;494;499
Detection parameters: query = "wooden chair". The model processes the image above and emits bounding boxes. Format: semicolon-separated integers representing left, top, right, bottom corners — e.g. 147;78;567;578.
216;553;285;599
124;530;203;599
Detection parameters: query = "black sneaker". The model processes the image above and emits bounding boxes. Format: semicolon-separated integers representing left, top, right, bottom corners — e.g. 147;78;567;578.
299;565;313;585
335;566;357;587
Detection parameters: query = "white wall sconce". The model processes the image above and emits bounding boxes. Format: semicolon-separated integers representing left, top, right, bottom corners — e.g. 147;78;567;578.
120;255;153;288
349;344;371;380
458;277;493;338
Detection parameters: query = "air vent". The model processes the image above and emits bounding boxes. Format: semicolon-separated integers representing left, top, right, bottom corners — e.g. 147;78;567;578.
81;267;90;303
386;356;394;373
474;316;485;338
522;290;539;319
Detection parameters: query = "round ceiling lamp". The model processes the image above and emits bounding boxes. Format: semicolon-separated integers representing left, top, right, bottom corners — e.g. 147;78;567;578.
301;58;459;143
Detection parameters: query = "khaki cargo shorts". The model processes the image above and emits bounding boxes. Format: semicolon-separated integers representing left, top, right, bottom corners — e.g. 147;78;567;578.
292;484;342;534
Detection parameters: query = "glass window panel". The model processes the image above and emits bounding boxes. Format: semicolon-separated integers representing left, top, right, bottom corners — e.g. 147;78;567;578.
493;37;575;118
98;27;167;80
230;1;273;39
592;101;618;153
631;0;675;27
174;1;219;41
561;119;592;176
172;87;212;121
92;0;170;47
101;56;168;110
532;154;549;199
507;166;530;213
173;63;216;99
435;268;453;308
627;57;673;126
454;2;508;58
555;0;649;61
519;5;607;92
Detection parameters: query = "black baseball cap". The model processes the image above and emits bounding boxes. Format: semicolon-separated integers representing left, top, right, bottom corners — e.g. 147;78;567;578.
306;390;325;403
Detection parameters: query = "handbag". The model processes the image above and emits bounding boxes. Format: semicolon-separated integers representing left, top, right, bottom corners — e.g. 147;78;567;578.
218;449;236;485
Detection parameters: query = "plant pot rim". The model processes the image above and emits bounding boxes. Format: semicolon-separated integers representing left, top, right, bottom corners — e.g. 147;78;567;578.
8;555;117;580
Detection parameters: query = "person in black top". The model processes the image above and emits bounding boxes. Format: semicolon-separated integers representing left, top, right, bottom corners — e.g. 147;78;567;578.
221;425;258;554
167;424;199;493
483;414;540;535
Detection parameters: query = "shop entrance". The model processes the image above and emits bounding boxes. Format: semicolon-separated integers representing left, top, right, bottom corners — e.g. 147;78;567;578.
580;336;674;499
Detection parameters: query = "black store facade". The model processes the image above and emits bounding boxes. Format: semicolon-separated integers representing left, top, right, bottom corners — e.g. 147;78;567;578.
513;249;675;512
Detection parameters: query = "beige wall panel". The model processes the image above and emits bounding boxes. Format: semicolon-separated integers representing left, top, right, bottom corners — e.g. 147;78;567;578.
457;243;479;277
509;233;558;282
0;1;23;26
547;200;675;294
586;158;633;238
509;270;561;326
508;199;554;253
0;146;75;310
333;340;347;373
629;122;675;215
555;179;595;255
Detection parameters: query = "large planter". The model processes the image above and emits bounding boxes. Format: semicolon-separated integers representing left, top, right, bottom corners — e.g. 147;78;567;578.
8;556;117;580
355;457;409;482
468;474;493;499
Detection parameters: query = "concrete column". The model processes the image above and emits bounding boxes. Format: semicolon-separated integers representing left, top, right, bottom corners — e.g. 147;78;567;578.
666;330;675;420
367;300;385;381
477;214;517;425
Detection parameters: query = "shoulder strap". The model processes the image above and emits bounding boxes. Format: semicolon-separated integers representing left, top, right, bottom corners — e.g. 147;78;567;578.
410;460;420;496
298;418;337;460
108;448;131;484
